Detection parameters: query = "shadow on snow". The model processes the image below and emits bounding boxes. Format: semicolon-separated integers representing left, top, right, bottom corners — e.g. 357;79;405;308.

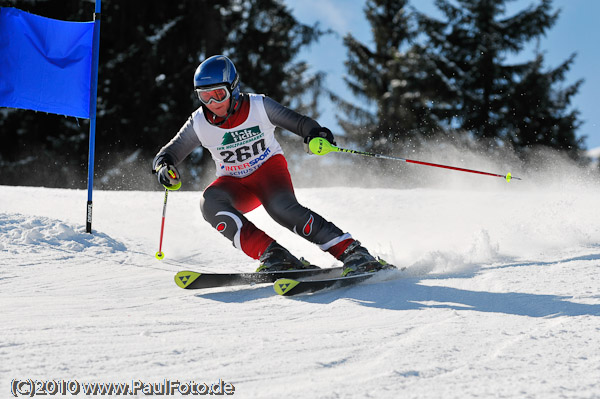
195;253;600;318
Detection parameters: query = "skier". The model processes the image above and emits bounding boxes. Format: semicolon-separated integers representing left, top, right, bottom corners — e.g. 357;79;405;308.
153;55;393;277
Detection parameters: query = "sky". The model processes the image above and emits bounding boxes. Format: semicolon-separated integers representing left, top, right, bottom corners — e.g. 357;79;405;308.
285;0;600;151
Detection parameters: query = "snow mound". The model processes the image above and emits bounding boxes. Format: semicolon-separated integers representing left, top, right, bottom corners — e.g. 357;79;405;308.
0;213;126;253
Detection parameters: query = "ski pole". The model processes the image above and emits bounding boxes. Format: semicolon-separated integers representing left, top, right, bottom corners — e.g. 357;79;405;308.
308;137;521;182
155;189;169;260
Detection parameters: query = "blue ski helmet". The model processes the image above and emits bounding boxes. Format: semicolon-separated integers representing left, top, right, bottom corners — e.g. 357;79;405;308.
193;55;240;105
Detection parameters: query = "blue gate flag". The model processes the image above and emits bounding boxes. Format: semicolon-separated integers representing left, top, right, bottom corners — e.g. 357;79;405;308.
0;7;94;118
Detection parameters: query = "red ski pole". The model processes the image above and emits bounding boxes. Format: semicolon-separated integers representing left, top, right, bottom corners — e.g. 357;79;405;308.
155;189;169;260
308;137;521;182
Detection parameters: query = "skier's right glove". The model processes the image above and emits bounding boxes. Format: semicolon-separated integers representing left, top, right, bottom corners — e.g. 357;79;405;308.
154;163;182;191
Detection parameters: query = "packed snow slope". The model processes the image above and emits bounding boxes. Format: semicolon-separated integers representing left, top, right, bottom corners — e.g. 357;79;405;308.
1;167;599;398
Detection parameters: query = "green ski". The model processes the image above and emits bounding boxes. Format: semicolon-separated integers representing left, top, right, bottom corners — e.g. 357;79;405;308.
274;268;404;296
175;267;343;289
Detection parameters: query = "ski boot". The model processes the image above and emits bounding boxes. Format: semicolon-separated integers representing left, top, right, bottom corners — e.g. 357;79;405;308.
256;241;318;272
340;240;394;277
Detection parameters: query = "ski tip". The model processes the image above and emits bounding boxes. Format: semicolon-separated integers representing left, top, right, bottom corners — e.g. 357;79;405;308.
274;278;300;296
174;271;202;289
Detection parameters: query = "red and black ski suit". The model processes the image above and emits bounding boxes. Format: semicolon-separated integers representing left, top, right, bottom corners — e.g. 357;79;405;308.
153;93;353;260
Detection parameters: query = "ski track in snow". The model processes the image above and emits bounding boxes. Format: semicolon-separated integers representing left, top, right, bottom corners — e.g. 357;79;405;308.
1;184;599;399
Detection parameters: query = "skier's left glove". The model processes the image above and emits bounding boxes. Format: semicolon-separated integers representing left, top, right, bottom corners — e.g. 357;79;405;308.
304;127;336;154
154;163;182;191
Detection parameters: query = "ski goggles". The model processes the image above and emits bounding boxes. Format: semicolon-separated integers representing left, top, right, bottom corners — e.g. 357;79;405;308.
196;86;230;105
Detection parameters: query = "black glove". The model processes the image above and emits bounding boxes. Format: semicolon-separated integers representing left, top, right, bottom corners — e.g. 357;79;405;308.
304;127;336;154
154;163;181;190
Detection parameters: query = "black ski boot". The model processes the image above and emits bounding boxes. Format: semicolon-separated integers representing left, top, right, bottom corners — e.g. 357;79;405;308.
256;242;318;272
339;241;394;277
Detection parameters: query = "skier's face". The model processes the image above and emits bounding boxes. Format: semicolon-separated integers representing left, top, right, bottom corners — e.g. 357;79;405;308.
205;98;231;117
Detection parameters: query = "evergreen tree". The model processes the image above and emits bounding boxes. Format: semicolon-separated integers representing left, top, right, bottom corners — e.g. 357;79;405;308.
0;0;326;189
333;0;444;153
416;0;583;155
506;53;584;159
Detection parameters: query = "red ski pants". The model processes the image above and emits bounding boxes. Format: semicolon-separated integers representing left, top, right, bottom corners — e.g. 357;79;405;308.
200;154;351;259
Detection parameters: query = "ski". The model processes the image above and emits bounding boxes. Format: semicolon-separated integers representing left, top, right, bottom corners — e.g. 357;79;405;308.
174;267;343;289
273;268;403;296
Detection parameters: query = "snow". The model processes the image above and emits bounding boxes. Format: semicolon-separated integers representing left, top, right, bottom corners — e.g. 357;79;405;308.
588;146;600;161
1;176;599;398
